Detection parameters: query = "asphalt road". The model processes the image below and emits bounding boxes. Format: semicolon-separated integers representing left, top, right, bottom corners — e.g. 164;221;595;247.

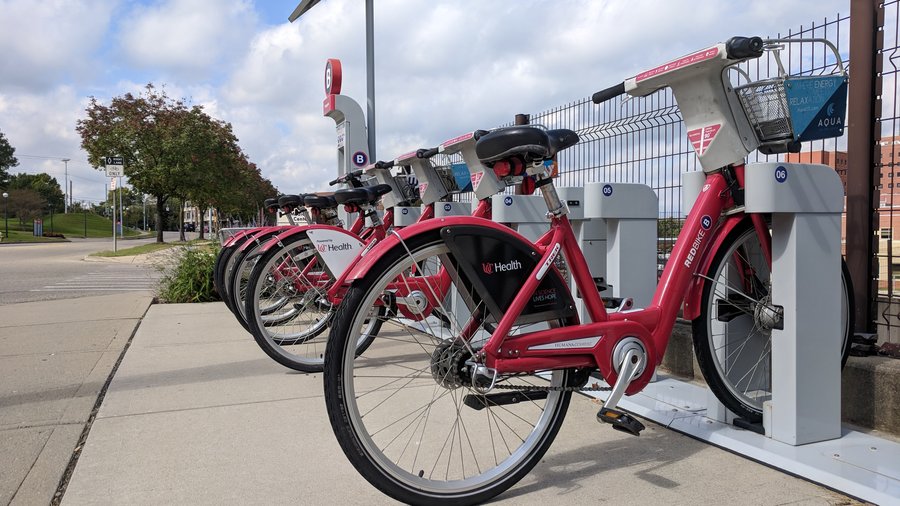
0;232;196;305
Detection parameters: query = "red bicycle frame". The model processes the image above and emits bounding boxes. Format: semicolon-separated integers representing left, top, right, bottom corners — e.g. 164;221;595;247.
472;167;753;395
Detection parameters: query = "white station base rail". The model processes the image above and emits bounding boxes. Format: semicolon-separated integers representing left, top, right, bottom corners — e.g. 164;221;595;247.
490;184;657;320
745;162;845;445
583;182;658;310
435;201;471;218
688;164;844;445
649;165;900;502
393;206;422;227
491;194;549;242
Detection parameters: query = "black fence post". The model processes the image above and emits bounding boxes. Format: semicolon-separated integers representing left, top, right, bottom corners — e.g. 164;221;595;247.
846;0;884;334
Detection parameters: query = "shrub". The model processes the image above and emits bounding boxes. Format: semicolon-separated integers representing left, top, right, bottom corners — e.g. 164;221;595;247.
43;232;66;238
157;245;221;303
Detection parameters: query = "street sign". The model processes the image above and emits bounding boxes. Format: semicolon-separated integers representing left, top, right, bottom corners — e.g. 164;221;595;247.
105;156;124;177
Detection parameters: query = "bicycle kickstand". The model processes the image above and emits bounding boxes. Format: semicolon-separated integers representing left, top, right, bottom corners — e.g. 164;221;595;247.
596;348;646;436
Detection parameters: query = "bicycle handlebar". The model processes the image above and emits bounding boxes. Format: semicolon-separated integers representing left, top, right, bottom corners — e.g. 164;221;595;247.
591;82;625;104
725;36;763;60
329;169;363;186
374;160;395;169
417;147;440;159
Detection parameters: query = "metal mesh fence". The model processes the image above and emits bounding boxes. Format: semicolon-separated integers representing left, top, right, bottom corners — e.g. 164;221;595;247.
877;0;900;343
443;10;900;343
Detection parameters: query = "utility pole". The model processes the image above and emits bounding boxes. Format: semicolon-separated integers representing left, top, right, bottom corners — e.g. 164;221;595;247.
62;158;70;213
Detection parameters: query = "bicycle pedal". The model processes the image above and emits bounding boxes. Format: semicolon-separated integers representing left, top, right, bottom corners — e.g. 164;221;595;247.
596;407;644;436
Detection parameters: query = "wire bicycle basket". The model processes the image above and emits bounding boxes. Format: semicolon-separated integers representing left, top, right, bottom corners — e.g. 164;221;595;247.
734;38;848;150
392;173;421;204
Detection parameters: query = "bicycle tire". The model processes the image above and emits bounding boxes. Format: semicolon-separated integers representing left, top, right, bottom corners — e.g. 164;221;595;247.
245;232;336;371
227;230;283;332
214;234;250;314
324;230;573;505
692;217;854;421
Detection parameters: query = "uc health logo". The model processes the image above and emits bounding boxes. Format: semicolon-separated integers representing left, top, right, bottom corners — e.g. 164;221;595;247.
482;259;523;275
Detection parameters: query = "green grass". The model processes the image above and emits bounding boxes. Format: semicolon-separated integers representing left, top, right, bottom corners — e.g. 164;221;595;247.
1;213;144;243
0;228;67;243
92;242;178;257
91;239;212;257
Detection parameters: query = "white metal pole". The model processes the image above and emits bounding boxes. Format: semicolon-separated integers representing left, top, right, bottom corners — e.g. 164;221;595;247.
365;0;376;160
118;178;123;238
62;158;70;213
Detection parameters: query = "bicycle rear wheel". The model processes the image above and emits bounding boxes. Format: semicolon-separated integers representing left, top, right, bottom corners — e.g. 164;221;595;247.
324;231;573;505
692;218;853;421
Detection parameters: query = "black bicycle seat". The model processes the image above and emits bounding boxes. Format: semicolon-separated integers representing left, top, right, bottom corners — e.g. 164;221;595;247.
303;194;338;209
278;194;304;209
264;198;279;211
333;184;393;206
475;127;579;164
368;184;393;199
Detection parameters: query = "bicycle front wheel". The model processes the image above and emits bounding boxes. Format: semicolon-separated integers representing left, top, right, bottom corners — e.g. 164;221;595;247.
324;231;573;505
692;218;853;421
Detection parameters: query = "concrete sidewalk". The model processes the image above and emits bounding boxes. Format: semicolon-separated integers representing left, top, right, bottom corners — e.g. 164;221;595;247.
0;293;153;505
59;302;857;505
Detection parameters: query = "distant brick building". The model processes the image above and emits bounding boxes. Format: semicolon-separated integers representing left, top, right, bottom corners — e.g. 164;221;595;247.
787;139;900;291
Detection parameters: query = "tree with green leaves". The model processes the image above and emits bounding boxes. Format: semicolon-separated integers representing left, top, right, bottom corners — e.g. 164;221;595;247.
78;85;205;242
7;189;45;226
0;130;19;189
78;84;275;243
7;173;64;212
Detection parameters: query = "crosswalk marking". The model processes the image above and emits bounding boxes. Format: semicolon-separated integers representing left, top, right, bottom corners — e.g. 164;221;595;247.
31;266;161;293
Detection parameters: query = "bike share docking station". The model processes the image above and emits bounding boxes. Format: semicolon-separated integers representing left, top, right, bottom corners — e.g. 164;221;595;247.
322;58;375;226
576;165;900;504
490;182;657;318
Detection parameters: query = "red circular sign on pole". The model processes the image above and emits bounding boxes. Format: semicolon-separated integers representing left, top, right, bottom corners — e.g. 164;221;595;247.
325;58;342;95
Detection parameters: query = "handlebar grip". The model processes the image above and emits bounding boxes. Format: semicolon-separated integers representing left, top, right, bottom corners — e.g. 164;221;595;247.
374;160;395;169
329;169;364;186
417;147;439;158
725;36;764;60
592;82;625;104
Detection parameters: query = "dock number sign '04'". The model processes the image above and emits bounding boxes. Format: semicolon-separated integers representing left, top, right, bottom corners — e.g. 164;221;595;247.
105;156;124;177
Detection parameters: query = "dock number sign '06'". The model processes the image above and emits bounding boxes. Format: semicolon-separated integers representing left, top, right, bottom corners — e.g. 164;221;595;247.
105;156;124;177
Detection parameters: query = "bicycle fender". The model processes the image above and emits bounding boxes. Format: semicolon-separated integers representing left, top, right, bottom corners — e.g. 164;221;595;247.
256;224;353;254
343;216;522;282
236;226;292;253
682;216;745;321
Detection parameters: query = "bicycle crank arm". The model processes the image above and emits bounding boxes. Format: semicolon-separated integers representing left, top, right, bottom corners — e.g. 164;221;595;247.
596;347;646;436
462;390;549;411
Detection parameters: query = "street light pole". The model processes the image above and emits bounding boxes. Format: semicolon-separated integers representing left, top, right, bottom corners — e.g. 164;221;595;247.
290;0;376;159
2;192;8;240
62;158;70;214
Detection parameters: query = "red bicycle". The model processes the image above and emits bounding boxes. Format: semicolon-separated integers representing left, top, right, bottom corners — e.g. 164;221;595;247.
322;36;853;504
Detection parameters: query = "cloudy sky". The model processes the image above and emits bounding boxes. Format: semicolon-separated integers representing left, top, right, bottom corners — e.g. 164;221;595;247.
0;0;849;205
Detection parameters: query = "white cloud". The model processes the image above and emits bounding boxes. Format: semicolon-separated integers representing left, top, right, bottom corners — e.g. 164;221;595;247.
0;85;108;202
0;0;853;202
116;0;259;80
0;0;116;90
